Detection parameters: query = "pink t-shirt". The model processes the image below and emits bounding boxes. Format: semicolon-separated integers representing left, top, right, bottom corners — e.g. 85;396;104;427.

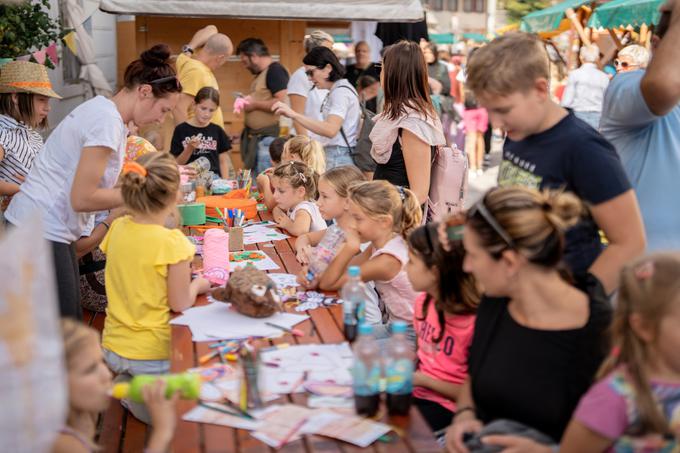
413;293;476;412
462;108;489;134
370;235;417;322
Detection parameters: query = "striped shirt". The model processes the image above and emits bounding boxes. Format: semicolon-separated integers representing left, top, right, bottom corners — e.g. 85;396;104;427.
0;114;44;185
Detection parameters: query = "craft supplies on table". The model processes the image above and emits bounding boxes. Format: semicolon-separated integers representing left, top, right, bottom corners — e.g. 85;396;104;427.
202;229;230;272
211;178;238;194
178;202;206;226
170;302;308;342
197;194;258;220
229;250;279;271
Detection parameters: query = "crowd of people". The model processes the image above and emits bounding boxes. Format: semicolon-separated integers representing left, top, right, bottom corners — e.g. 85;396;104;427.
1;1;680;451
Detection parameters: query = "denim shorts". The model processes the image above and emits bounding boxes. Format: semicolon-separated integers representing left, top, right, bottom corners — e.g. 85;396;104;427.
255;135;276;176
324;145;355;170
103;348;170;424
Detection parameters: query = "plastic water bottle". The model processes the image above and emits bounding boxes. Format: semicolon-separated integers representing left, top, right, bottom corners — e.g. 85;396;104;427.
352;323;381;417
306;225;345;283
385;321;415;416
341;266;369;342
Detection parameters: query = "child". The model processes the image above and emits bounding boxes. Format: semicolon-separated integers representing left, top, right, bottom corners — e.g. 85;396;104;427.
257;135;291;211
561;253;680;452
406;221;479;442
465;32;644;294
271;161;326;236
282;135;327;175
462;89;488;178
170;86;234;179
53;320;176;453
319;180;423;342
100;152;210;424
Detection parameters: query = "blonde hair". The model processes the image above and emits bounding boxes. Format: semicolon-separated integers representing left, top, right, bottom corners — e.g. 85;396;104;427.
618;45;650;68
273;160;319;200
349;180;422;237
579;44;600;64
120;152;180;215
283;135;326;175
466;186;584;267
304;30;334;53
466;32;550;96
598;252;680;435
320;165;365;198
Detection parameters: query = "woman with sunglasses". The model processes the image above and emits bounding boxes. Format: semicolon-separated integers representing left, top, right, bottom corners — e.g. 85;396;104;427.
446;186;612;453
614;45;650;73
272;46;361;170
5;44;182;320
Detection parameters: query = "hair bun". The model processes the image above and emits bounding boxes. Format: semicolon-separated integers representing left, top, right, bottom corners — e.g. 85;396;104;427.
140;44;171;67
541;190;584;231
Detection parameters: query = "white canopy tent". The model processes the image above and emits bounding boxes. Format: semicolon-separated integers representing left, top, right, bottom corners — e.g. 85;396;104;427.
99;0;425;22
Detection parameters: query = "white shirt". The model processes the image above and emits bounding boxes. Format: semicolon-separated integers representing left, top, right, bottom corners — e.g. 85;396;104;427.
561;63;610;113
288;200;327;233
322;79;361;147
287;66;328;145
6;96;126;243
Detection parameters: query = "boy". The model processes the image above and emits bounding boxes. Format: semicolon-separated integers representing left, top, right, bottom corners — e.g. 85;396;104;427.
466;32;645;293
256;135;290;210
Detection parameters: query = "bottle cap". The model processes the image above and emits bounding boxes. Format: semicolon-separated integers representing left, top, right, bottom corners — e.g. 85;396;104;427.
348;266;360;278
111;382;130;399
391;320;408;334
358;323;373;336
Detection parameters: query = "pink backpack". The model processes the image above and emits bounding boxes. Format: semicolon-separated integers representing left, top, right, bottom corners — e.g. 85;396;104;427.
427;144;468;222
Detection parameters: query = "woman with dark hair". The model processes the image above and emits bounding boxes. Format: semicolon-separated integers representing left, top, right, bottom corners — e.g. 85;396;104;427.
273;46;361;169
370;40;446;204
6;44;182;319
0;61;61;215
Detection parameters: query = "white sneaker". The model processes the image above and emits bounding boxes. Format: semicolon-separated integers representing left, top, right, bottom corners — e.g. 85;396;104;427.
477;169;484;176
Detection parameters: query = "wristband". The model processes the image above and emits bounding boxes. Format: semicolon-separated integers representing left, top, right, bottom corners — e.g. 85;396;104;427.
182;44;194;55
100;221;111;231
453;405;475;420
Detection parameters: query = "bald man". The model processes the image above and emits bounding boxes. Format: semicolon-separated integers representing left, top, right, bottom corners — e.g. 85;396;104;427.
174;25;233;128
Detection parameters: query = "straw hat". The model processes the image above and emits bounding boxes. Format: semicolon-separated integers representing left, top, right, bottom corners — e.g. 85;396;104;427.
0;60;61;99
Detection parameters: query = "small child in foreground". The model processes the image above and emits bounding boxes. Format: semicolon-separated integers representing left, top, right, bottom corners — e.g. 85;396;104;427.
100;152;209;423
271;161;326;236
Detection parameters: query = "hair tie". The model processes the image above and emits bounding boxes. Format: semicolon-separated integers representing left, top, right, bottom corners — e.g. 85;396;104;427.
633;260;655;280
541;201;552;212
123;161;147;177
396;185;406;201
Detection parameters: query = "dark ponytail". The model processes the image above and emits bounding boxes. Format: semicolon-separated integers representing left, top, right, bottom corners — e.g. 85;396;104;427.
123;44;181;97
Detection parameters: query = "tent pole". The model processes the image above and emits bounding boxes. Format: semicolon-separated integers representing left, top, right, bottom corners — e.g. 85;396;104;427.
566;7;591;45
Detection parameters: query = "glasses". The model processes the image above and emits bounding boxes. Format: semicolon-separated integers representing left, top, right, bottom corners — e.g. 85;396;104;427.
614;59;636;69
148;75;180;90
469;200;515;249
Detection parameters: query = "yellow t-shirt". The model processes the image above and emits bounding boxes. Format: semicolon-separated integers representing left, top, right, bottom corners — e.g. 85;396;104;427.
176;53;225;129
100;216;195;360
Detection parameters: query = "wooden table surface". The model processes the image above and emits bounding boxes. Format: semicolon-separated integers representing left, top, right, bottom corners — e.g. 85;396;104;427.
171;210;441;453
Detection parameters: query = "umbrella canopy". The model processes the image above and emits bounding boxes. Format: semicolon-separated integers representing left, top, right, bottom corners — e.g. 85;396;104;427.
521;0;593;33
431;33;457;44
99;0;424;22
588;0;664;28
462;32;488;42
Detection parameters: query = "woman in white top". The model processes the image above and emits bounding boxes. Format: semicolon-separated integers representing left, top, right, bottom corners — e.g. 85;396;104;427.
0;61;61;213
286;30;334;142
5;44;182;319
273;47;361;170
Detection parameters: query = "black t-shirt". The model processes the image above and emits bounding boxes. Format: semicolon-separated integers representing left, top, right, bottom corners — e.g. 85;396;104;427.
497;110;631;278
265;62;290;95
170;122;231;175
345;63;381;90
374;129;435;189
468;274;612;442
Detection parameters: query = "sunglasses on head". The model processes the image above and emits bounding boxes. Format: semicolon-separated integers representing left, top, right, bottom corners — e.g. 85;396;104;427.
147;75;180;90
469;199;515;249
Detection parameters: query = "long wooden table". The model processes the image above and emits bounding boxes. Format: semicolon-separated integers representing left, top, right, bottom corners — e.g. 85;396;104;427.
171;211;441;453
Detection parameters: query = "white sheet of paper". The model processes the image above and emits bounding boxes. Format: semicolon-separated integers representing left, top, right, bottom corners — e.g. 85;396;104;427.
182;405;262;430
267;273;300;288
242;226;289;245
170;302;308;341
229;250;280;271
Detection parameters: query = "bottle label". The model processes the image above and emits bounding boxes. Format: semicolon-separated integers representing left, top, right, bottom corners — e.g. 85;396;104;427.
385;359;414;394
352;362;381;396
343;300;357;326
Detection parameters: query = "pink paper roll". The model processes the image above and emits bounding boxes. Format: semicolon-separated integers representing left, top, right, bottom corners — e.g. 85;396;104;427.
203;229;230;272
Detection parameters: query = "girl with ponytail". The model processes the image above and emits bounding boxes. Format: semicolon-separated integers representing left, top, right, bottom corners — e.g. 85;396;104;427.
446;186;613;453
6;44;183;319
561;253;680;452
319;180;423;344
100;152;209;424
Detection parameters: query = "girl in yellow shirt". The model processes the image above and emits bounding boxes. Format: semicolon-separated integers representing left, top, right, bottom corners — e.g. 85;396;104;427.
100;152;210;424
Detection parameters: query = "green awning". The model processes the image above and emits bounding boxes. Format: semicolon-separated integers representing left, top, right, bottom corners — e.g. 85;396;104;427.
521;0;592;33
431;33;457;44
588;0;663;28
462;32;488;42
332;34;353;44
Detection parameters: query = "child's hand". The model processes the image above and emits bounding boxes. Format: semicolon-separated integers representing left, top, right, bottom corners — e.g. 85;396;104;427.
297;266;318;289
256;173;270;192
142;380;178;451
272;207;291;229
343;228;362;254
446;415;483;453
187;135;201;150
296;244;313;265
192;277;211;295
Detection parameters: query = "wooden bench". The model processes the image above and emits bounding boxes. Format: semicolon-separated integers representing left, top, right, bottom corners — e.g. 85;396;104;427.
87;210;440;452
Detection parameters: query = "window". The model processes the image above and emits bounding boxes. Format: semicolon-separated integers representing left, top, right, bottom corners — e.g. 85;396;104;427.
447;0;459;11
463;0;485;12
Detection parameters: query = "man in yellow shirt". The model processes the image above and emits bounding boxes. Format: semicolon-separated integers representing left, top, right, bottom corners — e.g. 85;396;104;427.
173;25;233;128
